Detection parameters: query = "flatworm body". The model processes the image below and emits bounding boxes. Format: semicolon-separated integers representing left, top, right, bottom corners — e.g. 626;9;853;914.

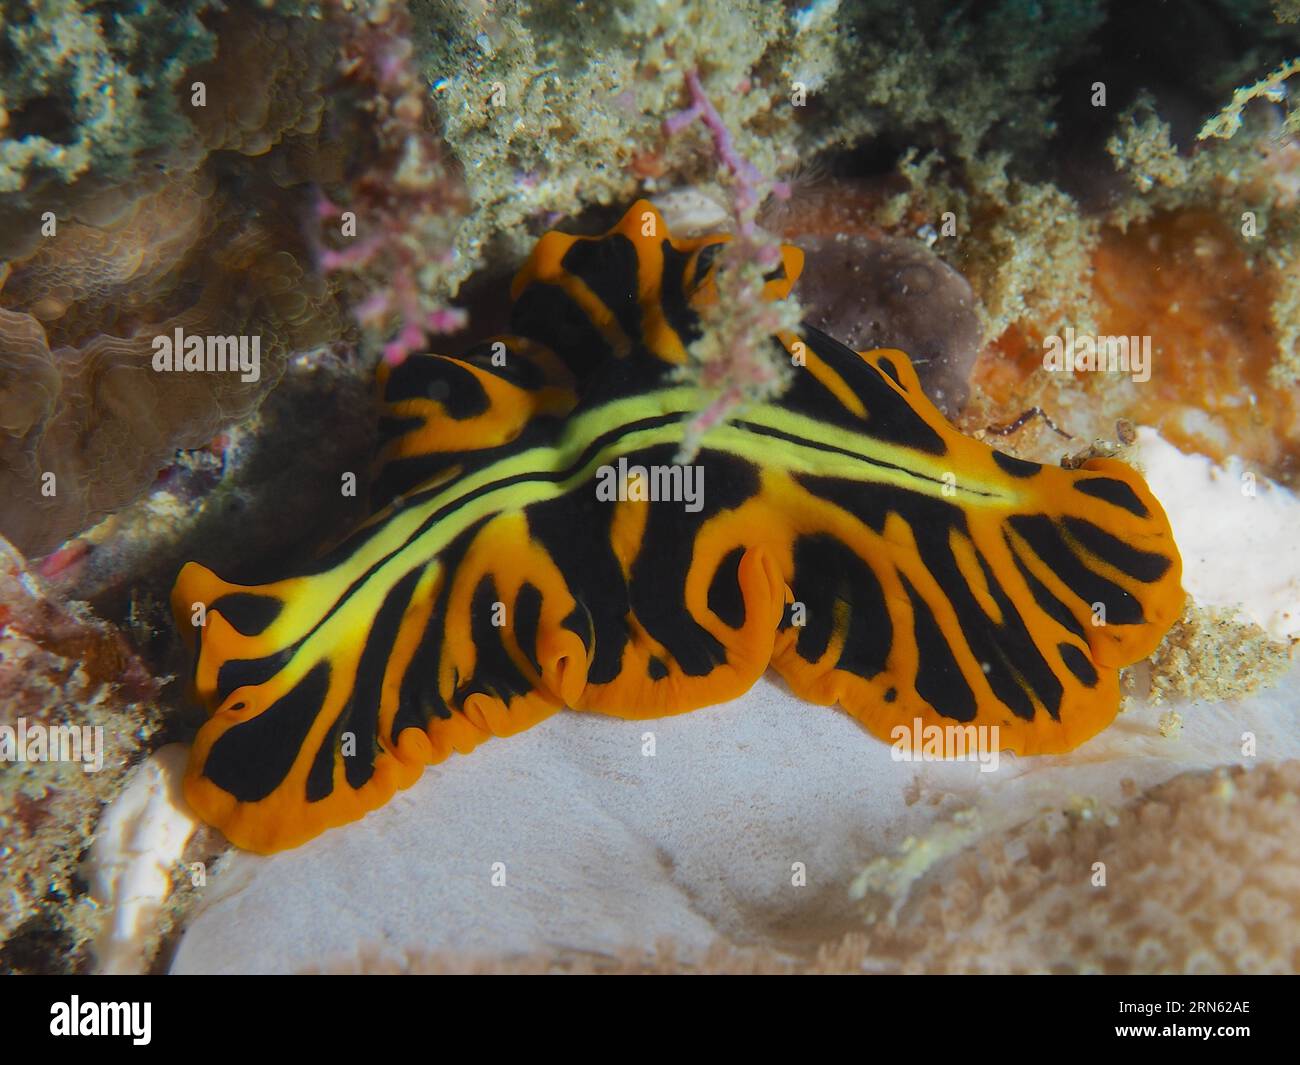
173;201;1184;853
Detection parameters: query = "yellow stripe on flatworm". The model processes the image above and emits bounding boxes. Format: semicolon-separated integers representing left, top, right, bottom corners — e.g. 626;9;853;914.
609;497;650;578
375;561;444;748
780;332;866;419
709;406;1024;509
379;357;572;462
948;527;1003;625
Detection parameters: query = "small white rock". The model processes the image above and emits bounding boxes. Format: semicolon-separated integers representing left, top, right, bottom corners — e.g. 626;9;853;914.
84;744;198;975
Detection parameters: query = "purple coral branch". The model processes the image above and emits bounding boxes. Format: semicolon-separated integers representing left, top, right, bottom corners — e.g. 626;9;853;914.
665;70;791;242
319;235;385;271
316;0;469;368
660;70;802;456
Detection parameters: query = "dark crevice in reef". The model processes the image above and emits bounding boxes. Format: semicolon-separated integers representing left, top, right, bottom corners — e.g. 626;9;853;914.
0;909;91;977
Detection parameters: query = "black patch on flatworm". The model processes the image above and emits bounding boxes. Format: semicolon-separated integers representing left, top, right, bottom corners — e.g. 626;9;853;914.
1063;517;1171;583
626;448;758;677
800;326;948;455
211;593;282;637
970;547;1060;722
1058;642;1099;687
391;529;482;739
307;568;425;800
561;602;594;652
787;532;891;681
216;648;293;704
790;542;835;663
510;283;612;379
437;361;492;420
561;234;643;344
992;450;1042;478
392;603;452;732
876;356;903;388
905;517;1049;722
901;574;977;723
345;568;425;790
1008;515;1145;624
383;357;490;419
462;340;546;392
1007;544;1088;641
454;575;535;705
513;582;544;676
376;414;426;446
205;661;332;804
1073;476;1149;518
707;547;747;628
528;492;626;686
659;240;702;347
831;548;892;681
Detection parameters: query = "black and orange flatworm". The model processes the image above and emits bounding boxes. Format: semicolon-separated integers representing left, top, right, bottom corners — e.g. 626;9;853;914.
173;200;1184;853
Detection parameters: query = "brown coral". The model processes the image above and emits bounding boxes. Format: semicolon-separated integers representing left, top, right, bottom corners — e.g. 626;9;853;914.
855;761;1300;974
0;5;361;558
0;0;216;262
187;8;330;156
0;173;340;556
0;1;483;558
978;209;1300;482
2;179;211;345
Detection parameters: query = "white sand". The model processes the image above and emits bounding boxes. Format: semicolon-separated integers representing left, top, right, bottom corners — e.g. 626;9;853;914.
1136;428;1300;642
170;665;1300;974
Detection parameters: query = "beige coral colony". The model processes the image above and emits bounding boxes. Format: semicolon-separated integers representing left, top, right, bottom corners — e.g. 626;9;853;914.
0;0;1298;1029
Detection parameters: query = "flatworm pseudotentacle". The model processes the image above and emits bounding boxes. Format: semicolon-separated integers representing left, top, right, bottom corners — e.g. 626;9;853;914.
173;200;1184;853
